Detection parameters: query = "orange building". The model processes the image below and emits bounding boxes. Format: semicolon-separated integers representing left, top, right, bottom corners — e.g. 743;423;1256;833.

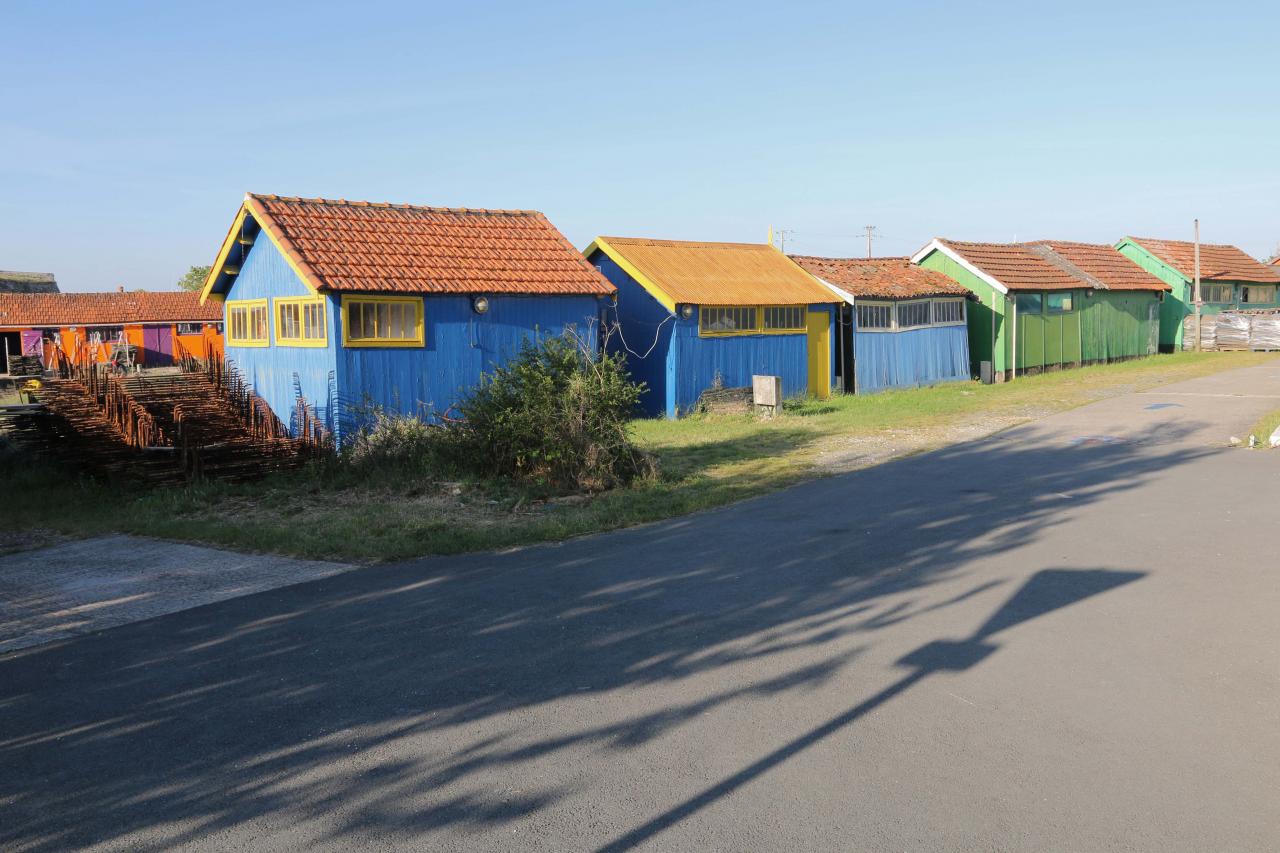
0;290;223;374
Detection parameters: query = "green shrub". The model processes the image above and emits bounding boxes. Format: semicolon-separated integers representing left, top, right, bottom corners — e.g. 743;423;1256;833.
339;332;654;492
342;402;461;479
455;332;655;491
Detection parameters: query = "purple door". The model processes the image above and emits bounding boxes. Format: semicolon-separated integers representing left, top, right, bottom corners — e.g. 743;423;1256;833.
141;326;173;367
20;330;43;356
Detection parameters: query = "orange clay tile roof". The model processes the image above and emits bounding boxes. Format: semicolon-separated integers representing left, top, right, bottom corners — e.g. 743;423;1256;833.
0;291;221;328
788;256;967;299
590;237;833;306
1030;241;1169;292
936;239;1169;292
242;194;613;296
1123;236;1280;283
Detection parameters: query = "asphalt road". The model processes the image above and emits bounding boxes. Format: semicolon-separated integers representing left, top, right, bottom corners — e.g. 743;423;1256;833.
3;363;1280;852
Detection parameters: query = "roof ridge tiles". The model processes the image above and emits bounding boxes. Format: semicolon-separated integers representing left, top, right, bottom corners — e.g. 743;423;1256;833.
246;192;544;217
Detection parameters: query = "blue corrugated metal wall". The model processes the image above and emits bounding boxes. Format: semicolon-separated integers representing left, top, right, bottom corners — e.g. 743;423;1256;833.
670;305;834;415
222;236;340;435
335;294;602;438
592;251;674;417
853;325;970;393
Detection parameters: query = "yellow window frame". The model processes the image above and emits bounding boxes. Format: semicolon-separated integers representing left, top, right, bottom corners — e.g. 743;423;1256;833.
274;296;329;348
226;298;269;347
341;295;425;348
698;304;808;337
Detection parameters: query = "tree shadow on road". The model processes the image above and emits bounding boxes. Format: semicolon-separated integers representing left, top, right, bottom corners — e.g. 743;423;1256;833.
0;420;1207;850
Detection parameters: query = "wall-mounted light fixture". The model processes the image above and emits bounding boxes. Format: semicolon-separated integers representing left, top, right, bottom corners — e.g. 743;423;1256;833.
472;296;490;315
1085;288;1094;298
680;304;695;320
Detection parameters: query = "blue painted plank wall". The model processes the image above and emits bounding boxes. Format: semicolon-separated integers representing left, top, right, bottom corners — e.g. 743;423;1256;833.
226;234;606;443
853;325;970;393
335;294;603;438
591;252;675;417
222;235;340;435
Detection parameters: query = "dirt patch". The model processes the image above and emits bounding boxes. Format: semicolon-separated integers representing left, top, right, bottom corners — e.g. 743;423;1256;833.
812;414;1031;472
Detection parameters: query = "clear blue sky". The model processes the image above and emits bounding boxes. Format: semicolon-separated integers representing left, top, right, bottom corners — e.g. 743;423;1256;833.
4;0;1279;292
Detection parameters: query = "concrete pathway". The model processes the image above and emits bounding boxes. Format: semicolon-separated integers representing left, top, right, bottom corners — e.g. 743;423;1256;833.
2;361;1279;851
0;536;352;653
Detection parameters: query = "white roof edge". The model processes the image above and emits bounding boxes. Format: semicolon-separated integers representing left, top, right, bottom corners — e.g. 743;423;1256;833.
815;276;856;305
910;238;1009;295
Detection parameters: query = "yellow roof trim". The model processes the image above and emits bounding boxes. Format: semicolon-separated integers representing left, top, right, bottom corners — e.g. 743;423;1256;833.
199;195;323;305
584;237;677;314
199;205;250;305
243;194;324;295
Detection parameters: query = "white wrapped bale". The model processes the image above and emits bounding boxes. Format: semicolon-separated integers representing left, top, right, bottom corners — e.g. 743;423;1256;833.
1249;314;1280;350
1215;313;1250;349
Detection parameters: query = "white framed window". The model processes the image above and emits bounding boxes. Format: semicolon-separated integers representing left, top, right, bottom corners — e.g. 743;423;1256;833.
855;302;892;331
1201;284;1232;304
176;323;204;336
1241;285;1275;304
896;300;932;329
932;299;965;325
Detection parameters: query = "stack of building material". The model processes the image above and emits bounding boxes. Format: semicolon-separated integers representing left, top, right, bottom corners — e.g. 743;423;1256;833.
1183;311;1280;350
1183;315;1218;350
1249;314;1280;350
5;354;42;376
1216;313;1251;349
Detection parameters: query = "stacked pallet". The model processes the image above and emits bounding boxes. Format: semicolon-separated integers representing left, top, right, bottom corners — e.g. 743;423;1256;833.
1185;311;1280;351
5;355;42;377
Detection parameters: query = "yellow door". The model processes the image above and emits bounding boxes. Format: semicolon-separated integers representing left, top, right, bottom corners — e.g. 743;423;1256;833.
806;309;830;399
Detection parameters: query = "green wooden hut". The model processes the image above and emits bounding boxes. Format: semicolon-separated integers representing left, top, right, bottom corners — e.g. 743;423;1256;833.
1114;237;1280;351
911;239;1169;381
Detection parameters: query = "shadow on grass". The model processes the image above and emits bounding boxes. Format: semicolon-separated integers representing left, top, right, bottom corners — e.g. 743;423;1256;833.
0;419;1210;849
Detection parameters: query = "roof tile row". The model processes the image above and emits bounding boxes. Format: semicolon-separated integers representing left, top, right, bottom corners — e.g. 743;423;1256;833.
0;291;221;328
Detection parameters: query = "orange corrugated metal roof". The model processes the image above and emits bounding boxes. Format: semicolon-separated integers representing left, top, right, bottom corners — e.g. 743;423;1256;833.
1124;236;1280;283
934;239;1169;292
789;256;968;299
220;194;614;297
590;237;833;306
0;291;221;328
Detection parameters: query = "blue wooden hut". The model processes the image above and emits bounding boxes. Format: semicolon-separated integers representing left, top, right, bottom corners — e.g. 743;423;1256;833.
584;237;838;417
789;256;971;393
200;194;615;442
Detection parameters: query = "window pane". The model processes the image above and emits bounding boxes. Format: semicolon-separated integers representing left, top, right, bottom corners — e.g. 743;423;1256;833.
351;303;363;338
932;299;964;324
764;305;804;330
1046;292;1073;314
1016;293;1042;314
897;301;930;328
391;303;405;339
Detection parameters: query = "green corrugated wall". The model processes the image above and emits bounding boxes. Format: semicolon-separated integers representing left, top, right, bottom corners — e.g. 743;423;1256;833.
921;249;1162;377
1115;240;1189;349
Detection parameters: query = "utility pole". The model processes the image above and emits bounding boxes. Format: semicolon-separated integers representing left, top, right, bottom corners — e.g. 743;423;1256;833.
1194;219;1202;352
773;228;794;253
864;225;877;259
